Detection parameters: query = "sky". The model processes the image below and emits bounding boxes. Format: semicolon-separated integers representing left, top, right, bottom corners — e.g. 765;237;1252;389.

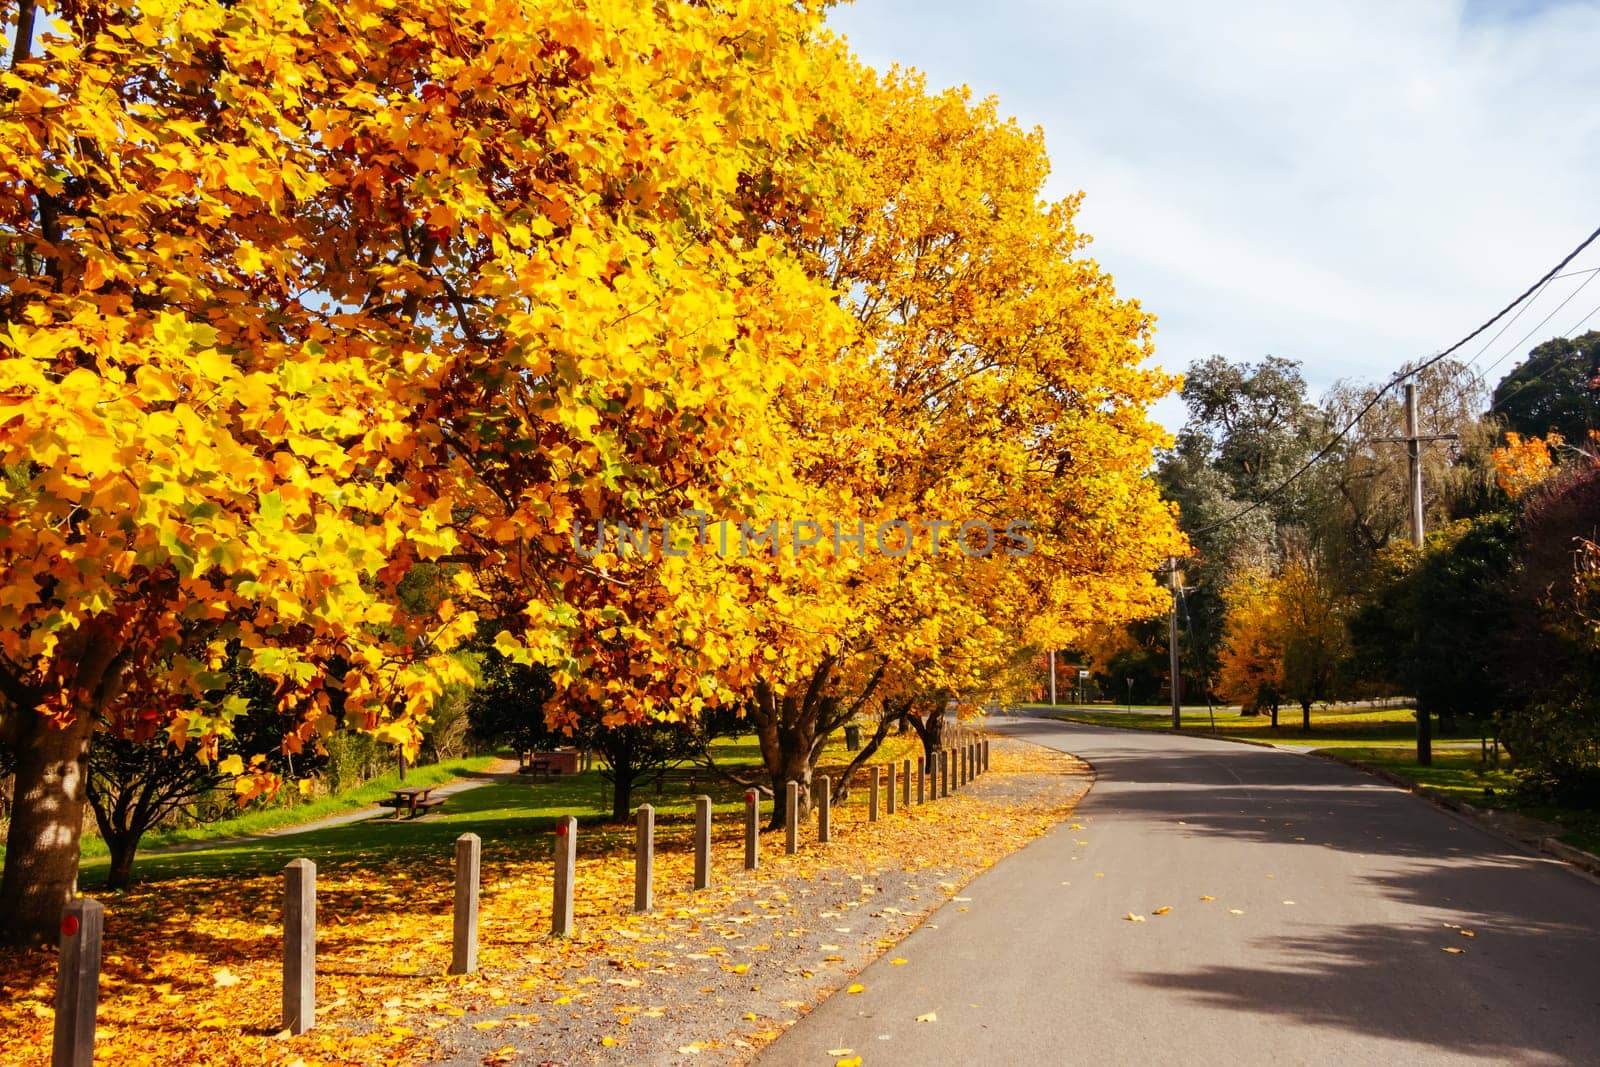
826;0;1600;429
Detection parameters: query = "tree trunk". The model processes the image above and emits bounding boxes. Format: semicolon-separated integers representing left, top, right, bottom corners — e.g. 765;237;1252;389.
766;744;812;830
0;709;95;945
1269;703;1279;729
1301;700;1311;732
609;766;636;823
105;834;138;891
914;708;945;771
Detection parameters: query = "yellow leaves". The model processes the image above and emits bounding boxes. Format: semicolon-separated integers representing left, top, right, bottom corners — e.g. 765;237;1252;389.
1124;913;1146;923
217;754;245;777
835;1057;863;1067
1151;906;1172;916
1200;895;1216;902
1442;946;1465;955
1493;431;1561;498
916;1011;938;1023
890;957;907;965
210;967;240;988
846;982;865;994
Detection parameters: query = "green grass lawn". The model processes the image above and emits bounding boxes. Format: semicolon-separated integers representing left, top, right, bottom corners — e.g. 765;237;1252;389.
1322;746;1600;857
66;729;922;887
1042;704;1484;746
81;754;504;859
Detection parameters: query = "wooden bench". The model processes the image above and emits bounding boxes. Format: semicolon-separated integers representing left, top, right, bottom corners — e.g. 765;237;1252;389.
378;787;446;818
650;767;702;797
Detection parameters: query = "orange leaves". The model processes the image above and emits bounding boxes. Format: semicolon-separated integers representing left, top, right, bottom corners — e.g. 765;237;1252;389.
1493;431;1562;498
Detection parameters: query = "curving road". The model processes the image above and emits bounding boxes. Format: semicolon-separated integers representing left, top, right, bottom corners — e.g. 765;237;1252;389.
756;714;1600;1065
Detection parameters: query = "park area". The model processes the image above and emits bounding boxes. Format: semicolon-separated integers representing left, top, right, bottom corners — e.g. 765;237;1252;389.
0;733;1089;1065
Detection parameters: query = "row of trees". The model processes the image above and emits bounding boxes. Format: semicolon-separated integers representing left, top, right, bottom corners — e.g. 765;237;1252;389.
0;0;1182;943
1085;333;1600;799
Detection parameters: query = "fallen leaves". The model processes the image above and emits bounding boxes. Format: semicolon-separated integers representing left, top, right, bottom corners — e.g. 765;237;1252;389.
916;1011;938;1023
1151;906;1171;916
1124;913;1146;923
846;983;865;994
0;741;1088;1066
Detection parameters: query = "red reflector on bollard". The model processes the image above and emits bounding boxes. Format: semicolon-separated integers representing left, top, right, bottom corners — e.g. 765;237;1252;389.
745;791;757;803
555;822;568;836
61;914;79;937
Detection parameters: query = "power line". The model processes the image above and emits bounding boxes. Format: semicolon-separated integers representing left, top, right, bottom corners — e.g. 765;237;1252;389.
1563;300;1600;338
1189;222;1600;538
1475;267;1600;382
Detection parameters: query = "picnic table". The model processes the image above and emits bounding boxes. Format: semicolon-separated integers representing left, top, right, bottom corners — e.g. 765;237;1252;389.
376;786;447;818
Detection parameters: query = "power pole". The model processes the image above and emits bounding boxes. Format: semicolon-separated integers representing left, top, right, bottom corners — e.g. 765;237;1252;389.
1168;556;1181;729
1375;382;1457;766
1048;649;1057;707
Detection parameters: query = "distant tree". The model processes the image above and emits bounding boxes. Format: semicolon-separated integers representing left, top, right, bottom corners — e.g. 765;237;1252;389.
464;652;558;756
1174;355;1322;512
1493;331;1600;446
1215;567;1287;725
1307;358;1492;586
1498;462;1600;800
1158;355;1318;694
86;661;326;889
1276;558;1348;731
588;721;706;823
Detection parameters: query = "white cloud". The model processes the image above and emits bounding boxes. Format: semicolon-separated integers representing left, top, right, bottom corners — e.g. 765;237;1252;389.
827;0;1600;426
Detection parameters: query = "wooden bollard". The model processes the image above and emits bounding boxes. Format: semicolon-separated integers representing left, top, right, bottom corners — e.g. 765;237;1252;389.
957;745;965;787
984;738;990;771
817;775;832;843
901;758;912;808
786;781;800;855
634;805;654;913
869;767;881;822
53;898;103;1067
744;791;760;870
552;816;576;936
450;833;481;975
886;761;897;815
693;795;712;890
283;858;315;1035
916;758;926;804
939;749;949;797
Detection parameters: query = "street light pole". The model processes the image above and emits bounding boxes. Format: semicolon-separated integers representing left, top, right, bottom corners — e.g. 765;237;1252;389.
1048;649;1056;707
1169;556;1181;730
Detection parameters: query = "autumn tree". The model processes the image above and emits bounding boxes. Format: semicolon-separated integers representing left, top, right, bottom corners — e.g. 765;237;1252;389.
1215;568;1287;725
1275;558;1347;730
726;72;1183;822
0;0;855;944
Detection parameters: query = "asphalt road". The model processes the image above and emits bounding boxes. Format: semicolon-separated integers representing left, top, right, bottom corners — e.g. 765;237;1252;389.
757;715;1600;1066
